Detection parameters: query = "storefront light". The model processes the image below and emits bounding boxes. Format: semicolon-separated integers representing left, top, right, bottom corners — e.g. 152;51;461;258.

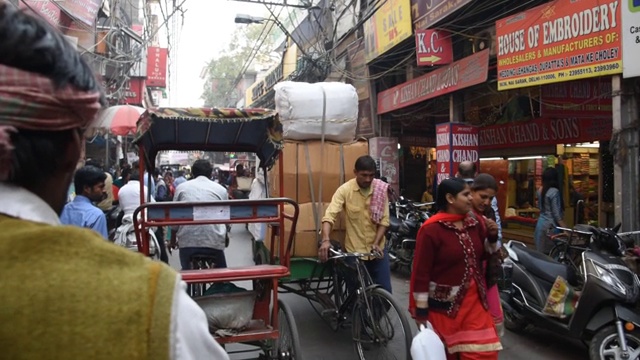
480;157;503;161
507;156;544;161
576;142;600;148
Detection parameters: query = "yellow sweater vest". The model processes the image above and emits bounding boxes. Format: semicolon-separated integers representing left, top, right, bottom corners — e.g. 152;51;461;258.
0;215;177;360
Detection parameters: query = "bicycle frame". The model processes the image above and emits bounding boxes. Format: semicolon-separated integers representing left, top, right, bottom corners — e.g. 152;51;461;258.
327;250;382;327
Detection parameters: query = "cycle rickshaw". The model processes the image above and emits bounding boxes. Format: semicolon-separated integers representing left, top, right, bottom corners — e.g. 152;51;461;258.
131;107;303;359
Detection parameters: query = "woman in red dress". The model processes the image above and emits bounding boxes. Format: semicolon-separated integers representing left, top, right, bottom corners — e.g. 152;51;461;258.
410;177;502;360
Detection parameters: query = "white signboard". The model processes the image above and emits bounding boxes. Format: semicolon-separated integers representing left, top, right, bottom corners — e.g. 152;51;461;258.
193;206;231;221
623;1;640;78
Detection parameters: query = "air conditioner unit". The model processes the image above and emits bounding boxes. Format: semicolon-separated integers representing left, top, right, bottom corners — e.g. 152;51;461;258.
473;26;496;57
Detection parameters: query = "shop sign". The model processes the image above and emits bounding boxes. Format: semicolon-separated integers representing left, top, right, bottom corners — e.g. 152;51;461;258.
541;78;612;117
622;0;640;77
54;0;102;27
411;0;473;30
250;63;283;104
122;78;144;105
369;137;400;195
20;0;72;29
146;47;168;88
400;135;436;148
364;0;412;63
479;117;612;150
348;38;370;100
357;99;375;137
496;0;622;91
436;123;479;184
378;49;489;114
416;29;454;66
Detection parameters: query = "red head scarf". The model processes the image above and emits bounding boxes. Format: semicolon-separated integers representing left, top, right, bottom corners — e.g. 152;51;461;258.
0;64;102;181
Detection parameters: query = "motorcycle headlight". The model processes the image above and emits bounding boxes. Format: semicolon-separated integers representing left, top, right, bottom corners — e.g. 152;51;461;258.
594;263;628;296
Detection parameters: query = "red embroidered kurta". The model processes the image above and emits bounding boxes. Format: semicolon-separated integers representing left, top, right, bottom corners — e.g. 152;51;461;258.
412;216;490;321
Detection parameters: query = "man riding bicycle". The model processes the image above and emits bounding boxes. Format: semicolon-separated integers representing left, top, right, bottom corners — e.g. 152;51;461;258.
319;155;392;293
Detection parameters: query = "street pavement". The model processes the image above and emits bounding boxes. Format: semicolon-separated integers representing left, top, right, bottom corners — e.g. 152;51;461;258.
169;225;589;359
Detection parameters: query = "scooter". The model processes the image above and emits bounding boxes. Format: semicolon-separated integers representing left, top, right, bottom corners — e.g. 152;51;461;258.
500;224;640;360
387;199;433;271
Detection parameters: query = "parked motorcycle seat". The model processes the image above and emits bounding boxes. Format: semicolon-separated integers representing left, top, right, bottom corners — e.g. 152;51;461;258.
389;216;401;232
511;243;574;285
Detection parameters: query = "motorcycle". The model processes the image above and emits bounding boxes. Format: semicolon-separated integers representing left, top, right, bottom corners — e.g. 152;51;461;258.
500;224;640;360
387;198;433;271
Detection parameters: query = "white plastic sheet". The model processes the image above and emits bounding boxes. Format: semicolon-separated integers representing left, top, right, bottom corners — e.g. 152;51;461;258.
274;81;358;143
410;323;447;360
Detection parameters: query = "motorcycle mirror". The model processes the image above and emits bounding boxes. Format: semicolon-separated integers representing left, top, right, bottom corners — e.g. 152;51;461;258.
613;223;622;233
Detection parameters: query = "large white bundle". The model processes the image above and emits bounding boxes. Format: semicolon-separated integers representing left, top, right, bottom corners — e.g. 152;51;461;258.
275;81;358;143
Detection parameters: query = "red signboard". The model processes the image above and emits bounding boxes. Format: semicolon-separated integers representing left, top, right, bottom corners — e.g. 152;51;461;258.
479;117;612;150
541;78;612;118
436;124;452;185
378;49;489;114
496;0;622;91
122;78;144;105
369;137;400;195
146;47;168;88
20;0;72;29
411;0;473;30
416;29;453;66
436;123;479;184
55;0;102;27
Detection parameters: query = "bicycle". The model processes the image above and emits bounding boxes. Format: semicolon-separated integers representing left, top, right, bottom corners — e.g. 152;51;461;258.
548;226;591;276
313;247;413;360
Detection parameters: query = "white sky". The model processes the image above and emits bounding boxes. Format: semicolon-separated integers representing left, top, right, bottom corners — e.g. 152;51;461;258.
169;0;269;107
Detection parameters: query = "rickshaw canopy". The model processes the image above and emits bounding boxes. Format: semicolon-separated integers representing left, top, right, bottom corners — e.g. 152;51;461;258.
133;107;283;172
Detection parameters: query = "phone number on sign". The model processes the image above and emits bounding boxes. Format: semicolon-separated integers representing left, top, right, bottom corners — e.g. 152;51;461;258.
563;63;620;77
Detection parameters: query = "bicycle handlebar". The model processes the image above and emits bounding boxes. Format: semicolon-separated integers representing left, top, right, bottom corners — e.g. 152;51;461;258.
329;248;382;260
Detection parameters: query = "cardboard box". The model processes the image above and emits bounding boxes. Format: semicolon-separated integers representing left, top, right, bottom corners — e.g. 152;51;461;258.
297;141;342;204
264;222;346;258
341;140;369;181
268;140;369;204
293;230;346;257
268;141;298;200
281;202;344;233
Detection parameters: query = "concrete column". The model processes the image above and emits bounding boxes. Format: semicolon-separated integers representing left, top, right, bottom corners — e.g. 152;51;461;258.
449;92;464;122
612;75;640;231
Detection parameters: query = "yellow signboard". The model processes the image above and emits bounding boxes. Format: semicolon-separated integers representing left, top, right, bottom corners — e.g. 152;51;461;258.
364;0;412;63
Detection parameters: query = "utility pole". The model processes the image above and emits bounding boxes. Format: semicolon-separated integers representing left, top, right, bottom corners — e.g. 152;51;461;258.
611;75;640;232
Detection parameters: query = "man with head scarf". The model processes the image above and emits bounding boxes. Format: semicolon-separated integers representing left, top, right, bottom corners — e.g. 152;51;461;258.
0;4;228;359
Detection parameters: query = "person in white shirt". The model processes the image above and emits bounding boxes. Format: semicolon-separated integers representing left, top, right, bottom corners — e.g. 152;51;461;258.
0;5;227;359
170;160;229;270
117;168;172;263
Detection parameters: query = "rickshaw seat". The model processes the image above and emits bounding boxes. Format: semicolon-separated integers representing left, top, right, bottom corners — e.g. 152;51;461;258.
181;264;289;283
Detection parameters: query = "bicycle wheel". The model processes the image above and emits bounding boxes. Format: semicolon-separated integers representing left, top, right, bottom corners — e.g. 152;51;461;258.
351;287;412;360
548;244;566;262
271;299;304;360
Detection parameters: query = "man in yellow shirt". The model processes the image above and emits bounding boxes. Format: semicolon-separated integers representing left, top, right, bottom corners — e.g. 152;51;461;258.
319;155;392;293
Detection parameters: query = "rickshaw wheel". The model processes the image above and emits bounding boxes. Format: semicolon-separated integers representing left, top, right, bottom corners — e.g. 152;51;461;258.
270;299;303;360
253;240;270;265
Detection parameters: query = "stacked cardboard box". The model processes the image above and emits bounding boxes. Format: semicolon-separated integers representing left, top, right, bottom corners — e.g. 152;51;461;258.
265;203;346;257
267;140;369;257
